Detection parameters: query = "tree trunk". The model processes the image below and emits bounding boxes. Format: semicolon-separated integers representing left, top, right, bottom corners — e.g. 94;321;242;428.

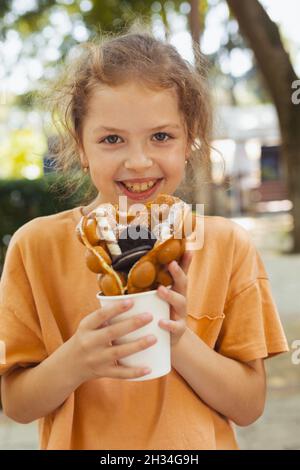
189;0;201;61
227;0;300;252
188;0;215;215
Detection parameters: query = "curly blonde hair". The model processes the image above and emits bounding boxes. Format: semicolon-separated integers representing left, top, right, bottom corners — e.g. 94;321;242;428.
39;20;213;205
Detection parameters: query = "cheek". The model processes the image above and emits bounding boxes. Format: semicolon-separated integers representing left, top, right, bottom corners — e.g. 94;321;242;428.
89;152;117;177
93;171;116;191
160;159;186;195
160;151;186;177
88;160;117;193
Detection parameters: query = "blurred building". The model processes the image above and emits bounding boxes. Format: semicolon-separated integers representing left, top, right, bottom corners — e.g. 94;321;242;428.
211;104;290;216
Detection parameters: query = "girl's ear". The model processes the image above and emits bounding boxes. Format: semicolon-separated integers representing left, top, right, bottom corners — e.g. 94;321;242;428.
78;144;88;168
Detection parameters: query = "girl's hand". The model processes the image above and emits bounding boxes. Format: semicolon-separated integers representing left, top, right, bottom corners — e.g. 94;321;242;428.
71;300;157;382
157;250;193;346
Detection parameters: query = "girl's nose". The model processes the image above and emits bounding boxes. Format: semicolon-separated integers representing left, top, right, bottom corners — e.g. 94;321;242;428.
124;154;153;170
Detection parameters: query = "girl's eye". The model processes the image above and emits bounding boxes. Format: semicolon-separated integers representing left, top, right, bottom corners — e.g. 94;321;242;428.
100;135;122;145
99;132;173;145
153;132;173;142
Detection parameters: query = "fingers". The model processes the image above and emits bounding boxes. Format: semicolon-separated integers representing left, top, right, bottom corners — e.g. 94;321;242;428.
159;317;185;334
108;364;153;380
180;250;193;275
103;332;157;368
99;312;154;344
157;284;186;319
162;251;192;296
166;260;187;296
81;299;134;330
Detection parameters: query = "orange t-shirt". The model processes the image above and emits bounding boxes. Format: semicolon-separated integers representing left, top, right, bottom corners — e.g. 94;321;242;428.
0;206;288;450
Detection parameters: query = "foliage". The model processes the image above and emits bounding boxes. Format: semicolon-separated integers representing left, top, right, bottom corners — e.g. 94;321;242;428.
0;0;269;106
0;0;184;41
0;173;93;272
0;128;46;179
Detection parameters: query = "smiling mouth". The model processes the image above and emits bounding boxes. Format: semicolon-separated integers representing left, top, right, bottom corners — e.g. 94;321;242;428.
115;178;164;195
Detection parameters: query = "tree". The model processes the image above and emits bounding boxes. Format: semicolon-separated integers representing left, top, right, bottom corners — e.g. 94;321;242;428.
226;0;300;253
185;0;215;214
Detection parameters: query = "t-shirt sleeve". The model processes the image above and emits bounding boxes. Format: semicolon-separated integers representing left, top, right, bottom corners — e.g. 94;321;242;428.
0;231;48;376
215;223;289;363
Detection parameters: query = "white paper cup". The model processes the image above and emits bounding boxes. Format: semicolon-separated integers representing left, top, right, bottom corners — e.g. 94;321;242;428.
96;289;171;381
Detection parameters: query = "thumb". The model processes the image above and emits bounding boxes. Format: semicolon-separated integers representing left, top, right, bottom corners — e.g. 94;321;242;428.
181;250;193;275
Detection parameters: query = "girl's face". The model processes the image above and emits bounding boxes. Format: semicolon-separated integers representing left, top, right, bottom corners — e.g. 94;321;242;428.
79;81;190;209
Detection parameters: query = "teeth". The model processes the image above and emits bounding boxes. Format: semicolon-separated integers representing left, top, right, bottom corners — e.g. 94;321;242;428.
123;180;157;192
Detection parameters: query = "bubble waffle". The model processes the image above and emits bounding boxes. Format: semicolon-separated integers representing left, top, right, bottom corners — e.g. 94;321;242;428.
76;194;195;296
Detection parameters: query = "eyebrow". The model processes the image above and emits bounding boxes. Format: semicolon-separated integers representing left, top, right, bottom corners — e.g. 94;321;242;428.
92;123;181;134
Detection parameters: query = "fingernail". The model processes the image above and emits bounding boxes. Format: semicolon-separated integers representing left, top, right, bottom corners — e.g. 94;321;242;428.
146;335;156;343
159;285;168;295
140;312;152;320
122;299;133;308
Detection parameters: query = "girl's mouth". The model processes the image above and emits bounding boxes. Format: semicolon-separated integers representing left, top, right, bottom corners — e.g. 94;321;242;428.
115;178;164;201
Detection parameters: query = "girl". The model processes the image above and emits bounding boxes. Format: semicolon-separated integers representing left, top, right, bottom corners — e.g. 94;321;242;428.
0;26;288;450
